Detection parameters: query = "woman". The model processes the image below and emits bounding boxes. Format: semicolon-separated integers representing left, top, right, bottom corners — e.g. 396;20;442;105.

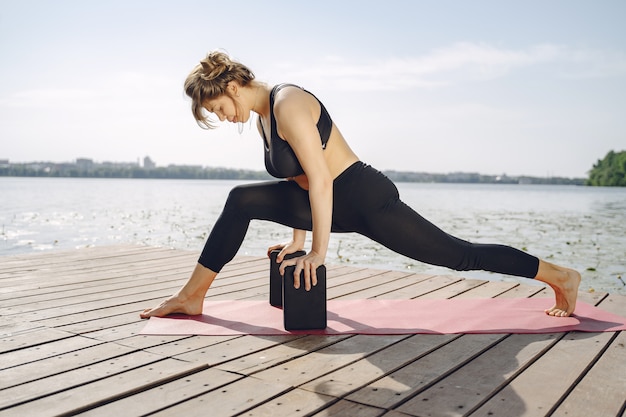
141;51;580;319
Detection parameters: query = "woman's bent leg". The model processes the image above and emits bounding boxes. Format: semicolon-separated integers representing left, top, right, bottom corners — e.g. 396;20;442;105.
199;180;313;272
141;180;312;318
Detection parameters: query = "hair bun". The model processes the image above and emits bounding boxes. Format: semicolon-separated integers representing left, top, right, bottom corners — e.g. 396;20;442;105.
199;51;231;81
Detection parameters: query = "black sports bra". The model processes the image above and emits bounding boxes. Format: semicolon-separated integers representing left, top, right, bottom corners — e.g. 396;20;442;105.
261;84;333;178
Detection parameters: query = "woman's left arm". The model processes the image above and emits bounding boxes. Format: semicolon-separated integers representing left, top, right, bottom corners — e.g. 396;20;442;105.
274;89;333;291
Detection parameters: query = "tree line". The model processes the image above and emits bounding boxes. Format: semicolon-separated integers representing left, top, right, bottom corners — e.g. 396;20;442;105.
587;150;626;186
0;165;273;180
0;163;587;184
5;151;626;186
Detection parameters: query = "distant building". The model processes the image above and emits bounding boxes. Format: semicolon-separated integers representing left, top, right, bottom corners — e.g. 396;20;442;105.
0;159;9;168
167;164;203;170
76;158;94;172
101;161;139;168
143;156;156;169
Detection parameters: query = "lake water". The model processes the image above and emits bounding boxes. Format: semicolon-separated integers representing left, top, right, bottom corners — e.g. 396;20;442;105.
1;177;625;295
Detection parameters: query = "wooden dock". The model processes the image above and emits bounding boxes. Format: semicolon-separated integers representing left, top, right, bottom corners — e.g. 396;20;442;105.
1;245;624;417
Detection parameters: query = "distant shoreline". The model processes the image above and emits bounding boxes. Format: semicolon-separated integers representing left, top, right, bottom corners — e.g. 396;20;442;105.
0;169;586;185
0;158;587;185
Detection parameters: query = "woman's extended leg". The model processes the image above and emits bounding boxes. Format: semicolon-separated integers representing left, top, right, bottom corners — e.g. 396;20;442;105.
334;164;581;316
359;199;581;316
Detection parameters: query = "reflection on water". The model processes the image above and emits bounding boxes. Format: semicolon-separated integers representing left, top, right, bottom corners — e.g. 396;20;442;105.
1;178;625;295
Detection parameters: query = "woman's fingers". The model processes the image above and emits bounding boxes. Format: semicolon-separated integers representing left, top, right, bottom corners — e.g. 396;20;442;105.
279;256;320;291
277;247;292;263
266;244;284;257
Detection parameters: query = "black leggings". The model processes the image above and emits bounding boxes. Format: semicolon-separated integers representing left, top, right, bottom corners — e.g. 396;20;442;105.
199;161;539;278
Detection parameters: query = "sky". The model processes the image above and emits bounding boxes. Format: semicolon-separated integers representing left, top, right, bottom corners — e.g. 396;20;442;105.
1;0;625;178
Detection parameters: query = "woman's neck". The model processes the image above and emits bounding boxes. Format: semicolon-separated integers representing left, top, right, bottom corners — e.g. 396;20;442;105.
250;82;271;118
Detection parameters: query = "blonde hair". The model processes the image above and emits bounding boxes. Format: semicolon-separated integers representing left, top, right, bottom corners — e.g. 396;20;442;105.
184;51;255;129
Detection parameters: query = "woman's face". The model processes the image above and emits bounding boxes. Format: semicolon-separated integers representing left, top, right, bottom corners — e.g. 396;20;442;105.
204;93;248;124
204;95;236;123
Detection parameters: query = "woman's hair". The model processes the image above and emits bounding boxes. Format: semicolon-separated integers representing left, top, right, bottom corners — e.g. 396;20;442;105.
184;50;255;129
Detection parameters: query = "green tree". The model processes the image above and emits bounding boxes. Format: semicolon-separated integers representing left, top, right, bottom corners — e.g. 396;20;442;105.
587;150;626;186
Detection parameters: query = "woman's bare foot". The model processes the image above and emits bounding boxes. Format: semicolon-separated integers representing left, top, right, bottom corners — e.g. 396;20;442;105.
535;260;581;317
140;293;205;318
140;263;218;319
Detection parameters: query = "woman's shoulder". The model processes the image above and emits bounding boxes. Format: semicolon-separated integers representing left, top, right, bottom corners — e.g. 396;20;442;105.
273;84;316;114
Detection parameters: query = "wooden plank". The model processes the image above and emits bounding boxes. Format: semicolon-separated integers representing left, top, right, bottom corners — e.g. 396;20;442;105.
0;253;261;302
552;332;626;417
496;283;545;299
144;334;253;358
0;246;193;282
3;359;208;416
118;333;235;351
0;342;140;389
373;274;463;299
0;328;74;353
0;319;44;339
66;367;242;417
332;272;433;300
0;350;173;410
238;387;336;417
380;411;415;417
0;335;102;370
81;321;149;343
395;333;559;416
468;331;616;417
172;335;308;367
148;375;294;417
326;270;422;299
20;265;274;329
344;333;505;409
51;311;155;335
416;278;488;299
453;280;520;298
0;245;155;271
0;248;256;298
386;290;610;416
29;271;291;334
0;276;193;316
216;335;353;376
252;335;410;388
309;399;385;417
551;294;626;417
0;254;197;298
298;281;552;415
0;264;193;308
298;334;457;399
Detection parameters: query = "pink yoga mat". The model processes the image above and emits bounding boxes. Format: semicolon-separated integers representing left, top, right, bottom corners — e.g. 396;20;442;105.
140;298;626;336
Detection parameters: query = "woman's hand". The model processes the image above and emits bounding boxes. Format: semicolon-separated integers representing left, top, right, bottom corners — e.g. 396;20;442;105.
267;229;306;261
279;250;325;292
266;240;304;262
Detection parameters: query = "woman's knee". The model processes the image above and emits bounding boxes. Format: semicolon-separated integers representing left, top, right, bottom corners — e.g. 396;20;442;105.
224;183;269;213
224;185;248;211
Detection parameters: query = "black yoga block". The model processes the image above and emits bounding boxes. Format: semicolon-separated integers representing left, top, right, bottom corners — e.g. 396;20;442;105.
269;249;306;307
282;264;327;330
